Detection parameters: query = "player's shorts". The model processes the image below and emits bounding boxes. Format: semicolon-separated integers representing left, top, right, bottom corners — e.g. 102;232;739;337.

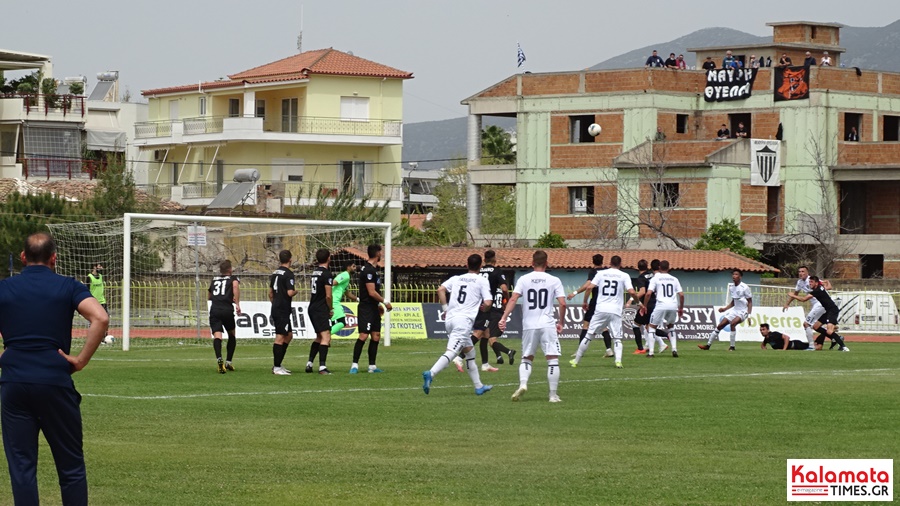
788;340;810;350
633;303;654;325
587;311;623;339
805;304;826;326
209;307;235;334
445;317;475;352
817;309;839;326
270;313;293;336
521;327;562;358
721;308;749;323
309;309;331;334
650;308;677;328
583;302;597;323
474;309;490;332
357;304;381;334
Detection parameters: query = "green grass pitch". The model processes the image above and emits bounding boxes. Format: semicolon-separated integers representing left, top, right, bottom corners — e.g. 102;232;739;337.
6;339;899;505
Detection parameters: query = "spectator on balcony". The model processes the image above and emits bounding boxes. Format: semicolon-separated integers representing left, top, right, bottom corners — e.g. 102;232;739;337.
676;54;687;70
722;51;736;69
665;53;678;69
734;122;749;139
716;124;731;140
702;56;717;71
820;51;833;67
846;126;859;142
655;127;667;141
645;50;665;68
803;51;817;67
766;56;773;67
778;53;793;68
749;55;760;69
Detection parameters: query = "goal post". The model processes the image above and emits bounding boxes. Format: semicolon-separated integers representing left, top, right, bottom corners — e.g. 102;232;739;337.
50;214;391;351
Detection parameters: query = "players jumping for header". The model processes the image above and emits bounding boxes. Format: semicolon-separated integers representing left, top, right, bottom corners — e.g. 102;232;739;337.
641;260;683;357
699;269;753;351
568;255;640;369
306;249;334;375
500;250;567;402
422;254;494;396
208;260;241;373
269;250;297;375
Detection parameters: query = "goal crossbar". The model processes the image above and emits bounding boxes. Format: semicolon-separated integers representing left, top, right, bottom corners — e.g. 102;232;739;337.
122;213;392;350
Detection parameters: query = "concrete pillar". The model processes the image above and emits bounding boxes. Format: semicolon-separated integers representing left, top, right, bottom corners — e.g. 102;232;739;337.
243;90;256;117
466;114;482;232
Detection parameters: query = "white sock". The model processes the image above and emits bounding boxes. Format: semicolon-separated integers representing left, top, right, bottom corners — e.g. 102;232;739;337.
729;331;736;347
613;339;623;362
464;349;483;388
306;361;313;367
519;359;532;388
648;330;656;354
656;332;666;348
669;332;677;352
429;351;456;379
574;336;592;362
805;326;815;345
352;362;359;369
708;329;718;346
547;358;560;396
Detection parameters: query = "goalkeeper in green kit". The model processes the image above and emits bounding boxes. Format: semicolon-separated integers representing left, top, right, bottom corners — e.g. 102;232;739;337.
306;262;358;373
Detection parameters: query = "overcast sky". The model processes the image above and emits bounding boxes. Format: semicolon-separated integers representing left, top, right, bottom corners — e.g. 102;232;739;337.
3;1;898;124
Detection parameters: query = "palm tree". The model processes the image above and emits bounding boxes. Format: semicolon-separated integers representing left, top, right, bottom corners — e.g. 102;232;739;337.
481;125;515;164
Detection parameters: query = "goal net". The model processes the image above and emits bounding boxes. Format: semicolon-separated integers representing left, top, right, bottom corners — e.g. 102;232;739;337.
48;214;391;350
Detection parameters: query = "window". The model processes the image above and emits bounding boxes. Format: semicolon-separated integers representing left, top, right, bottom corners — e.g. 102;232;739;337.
860;254;883;279
676;114;689;134
0;130;15;156
199;97;207;116
569;115;595;143
568;186;595;214
340;97;369;121
265;236;283;251
766;186;781;234
883;115;899;141
810;26;818;40
172;162;179;185
651;183;679;208
256;99;266;118
198;159;204;177
729;113;752;138
281;98;298;132
340;160;368;197
845;113;862;140
840;182;866;234
228;99;240;118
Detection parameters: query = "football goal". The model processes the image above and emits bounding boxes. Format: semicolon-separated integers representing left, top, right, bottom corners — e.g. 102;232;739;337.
49;213;392;350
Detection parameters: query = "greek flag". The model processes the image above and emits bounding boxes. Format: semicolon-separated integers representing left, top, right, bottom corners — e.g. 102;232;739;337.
517;43;526;68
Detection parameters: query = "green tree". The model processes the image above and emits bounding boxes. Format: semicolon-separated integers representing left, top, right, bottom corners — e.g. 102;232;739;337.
69;81;85;96
292;183;392;246
695;219;760;260
481;125;516;164
480;184;516;235
534;232;568;249
89;155;154;218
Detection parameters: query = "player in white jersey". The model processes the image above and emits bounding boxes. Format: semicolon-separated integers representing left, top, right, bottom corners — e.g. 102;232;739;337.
699;270;753;351
641;260;684;358
567;256;640;369
499;250;566;403
782;265;822;350
422;254;494;396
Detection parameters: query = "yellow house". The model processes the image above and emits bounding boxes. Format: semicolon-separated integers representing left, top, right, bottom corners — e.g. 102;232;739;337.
134;48;413;220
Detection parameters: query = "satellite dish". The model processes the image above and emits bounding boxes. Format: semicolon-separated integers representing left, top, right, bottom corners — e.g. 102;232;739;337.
425;212;433;221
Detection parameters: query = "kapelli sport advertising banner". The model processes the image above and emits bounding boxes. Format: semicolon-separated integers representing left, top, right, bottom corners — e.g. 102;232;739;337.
213;302;803;342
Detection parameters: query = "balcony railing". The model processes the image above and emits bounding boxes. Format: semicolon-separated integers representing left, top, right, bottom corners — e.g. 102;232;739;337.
21;157;103;180
184;116;224;135
135;120;176;139
140;180;402;203
1;93;85;117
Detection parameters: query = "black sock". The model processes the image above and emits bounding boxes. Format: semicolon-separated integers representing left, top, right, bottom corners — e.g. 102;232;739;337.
480;337;489;364
491;341;510;357
353;339;365;363
815;327;829;336
579;328;588;344
656;328;668;338
831;333;846;348
226;336;236;361
308;341;320;363
367;340;379;366
319;345;329;367
273;343;284;367
633;326;644;350
602;330;612;349
213;339;222;360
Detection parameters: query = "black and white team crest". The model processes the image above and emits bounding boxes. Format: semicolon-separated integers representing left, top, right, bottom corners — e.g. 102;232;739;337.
750;139;781;186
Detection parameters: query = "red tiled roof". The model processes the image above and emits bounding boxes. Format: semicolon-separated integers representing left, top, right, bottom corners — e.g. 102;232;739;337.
142;48;411;96
341;247;777;273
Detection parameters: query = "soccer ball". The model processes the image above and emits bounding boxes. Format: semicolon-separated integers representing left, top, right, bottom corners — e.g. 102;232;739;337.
103;335;116;345
587;123;602;136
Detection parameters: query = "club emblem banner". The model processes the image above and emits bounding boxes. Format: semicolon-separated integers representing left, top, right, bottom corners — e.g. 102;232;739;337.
775;66;810;101
750;139;781;186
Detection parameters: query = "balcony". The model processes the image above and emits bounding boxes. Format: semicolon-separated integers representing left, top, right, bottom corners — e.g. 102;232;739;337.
140;180;403;208
21;157;102;180
0;93;85;121
134;115;403;147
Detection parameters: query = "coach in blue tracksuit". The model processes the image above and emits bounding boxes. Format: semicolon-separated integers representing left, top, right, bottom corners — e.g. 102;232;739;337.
0;233;109;506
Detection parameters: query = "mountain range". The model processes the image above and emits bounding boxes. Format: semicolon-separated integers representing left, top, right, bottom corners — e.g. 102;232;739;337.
403;20;900;170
